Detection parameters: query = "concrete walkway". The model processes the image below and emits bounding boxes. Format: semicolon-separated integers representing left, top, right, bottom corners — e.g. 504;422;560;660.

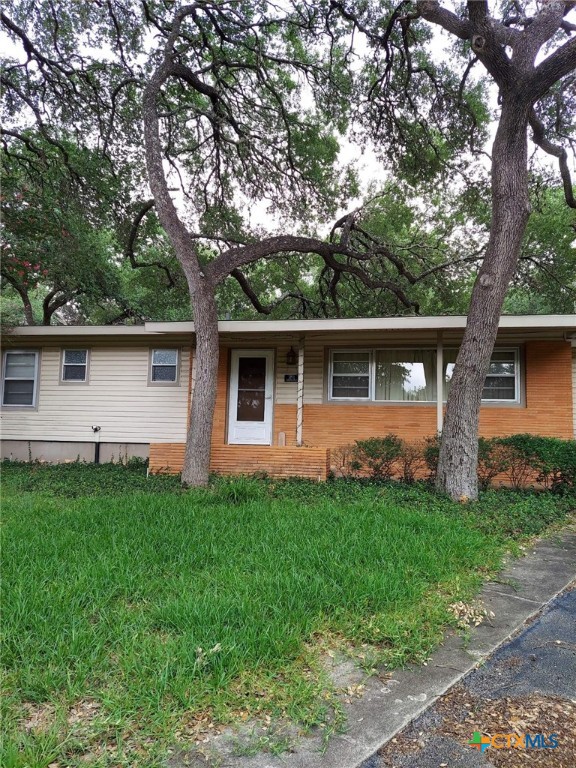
169;527;576;768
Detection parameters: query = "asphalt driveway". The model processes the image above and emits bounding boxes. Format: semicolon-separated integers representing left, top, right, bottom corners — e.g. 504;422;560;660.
367;586;576;768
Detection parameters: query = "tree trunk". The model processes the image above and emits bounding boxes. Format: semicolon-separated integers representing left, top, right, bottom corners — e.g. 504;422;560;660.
22;293;35;326
436;96;532;500
4;277;35;325
181;285;220;487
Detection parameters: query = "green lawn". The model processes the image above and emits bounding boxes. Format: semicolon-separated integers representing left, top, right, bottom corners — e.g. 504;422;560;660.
1;462;572;767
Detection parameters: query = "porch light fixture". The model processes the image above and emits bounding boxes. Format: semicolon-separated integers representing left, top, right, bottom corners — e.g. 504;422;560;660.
286;346;297;366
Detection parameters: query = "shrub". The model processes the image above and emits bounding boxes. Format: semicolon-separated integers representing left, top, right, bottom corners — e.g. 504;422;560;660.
398;440;427;484
498;434;576;494
476;437;510;491
330;444;358;478
353;435;403;481
492;442;534;490
423;434;441;483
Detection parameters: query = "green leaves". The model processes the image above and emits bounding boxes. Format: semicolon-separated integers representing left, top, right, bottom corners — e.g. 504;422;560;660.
1;136;122;323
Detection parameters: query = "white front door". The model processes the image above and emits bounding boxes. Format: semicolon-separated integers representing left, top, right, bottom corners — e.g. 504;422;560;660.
228;350;274;445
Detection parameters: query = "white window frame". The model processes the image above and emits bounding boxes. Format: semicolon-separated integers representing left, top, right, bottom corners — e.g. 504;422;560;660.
149;348;180;386
444;347;520;404
481;347;520;403
60;349;89;384
328;346;522;405
1;349;40;408
328;349;372;401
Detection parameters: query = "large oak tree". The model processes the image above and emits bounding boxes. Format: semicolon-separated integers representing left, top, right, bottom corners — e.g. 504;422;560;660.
3;1;574;492
417;0;576;499
1;0;481;486
336;0;576;498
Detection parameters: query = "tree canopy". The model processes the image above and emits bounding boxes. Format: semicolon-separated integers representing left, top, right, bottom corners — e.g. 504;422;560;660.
1;0;575;491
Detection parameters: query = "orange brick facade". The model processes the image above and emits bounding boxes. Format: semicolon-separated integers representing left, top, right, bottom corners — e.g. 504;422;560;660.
149;443;330;480
301;341;573;449
150;340;573;477
478;341;573;439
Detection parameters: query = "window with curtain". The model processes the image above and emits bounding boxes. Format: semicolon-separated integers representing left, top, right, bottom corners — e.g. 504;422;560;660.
329;347;520;404
375;350;437;401
444;348;519;401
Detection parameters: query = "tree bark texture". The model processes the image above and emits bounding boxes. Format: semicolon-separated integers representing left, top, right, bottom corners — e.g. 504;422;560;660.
143;64;220;487
436;96;531;500
181;287;220;487
2;275;35;325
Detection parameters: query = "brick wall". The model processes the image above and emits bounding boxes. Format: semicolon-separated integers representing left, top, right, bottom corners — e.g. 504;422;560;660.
153;340;572;480
301;341;573;449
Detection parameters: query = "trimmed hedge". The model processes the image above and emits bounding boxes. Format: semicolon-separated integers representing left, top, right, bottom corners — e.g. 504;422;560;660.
498;434;576;494
334;434;576;494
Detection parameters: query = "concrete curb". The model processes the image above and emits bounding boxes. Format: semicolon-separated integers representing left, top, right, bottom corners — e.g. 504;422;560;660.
170;527;576;768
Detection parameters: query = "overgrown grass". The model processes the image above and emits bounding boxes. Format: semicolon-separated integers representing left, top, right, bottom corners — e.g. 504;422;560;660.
1;462;573;767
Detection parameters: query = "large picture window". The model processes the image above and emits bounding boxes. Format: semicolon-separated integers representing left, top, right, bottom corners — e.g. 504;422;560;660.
329;348;520;404
375;350;437;402
2;350;39;407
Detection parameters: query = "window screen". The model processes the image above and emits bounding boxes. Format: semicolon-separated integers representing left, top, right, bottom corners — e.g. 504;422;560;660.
2;351;38;406
62;350;88;381
330;352;370;399
151;349;178;382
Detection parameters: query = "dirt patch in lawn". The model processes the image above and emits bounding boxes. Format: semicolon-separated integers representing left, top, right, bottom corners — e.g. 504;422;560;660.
21;701;57;733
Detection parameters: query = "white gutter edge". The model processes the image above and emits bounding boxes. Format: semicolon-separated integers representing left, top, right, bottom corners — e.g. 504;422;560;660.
5;314;576;337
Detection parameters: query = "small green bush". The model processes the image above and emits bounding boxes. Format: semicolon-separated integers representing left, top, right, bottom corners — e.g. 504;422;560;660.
353;435;403;481
477;437;510;491
498;434;576;494
398;440;427;484
423;434;441;483
330;444;358;478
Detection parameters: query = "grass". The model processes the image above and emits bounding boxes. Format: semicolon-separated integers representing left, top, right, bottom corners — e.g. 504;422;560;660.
1;462;573;767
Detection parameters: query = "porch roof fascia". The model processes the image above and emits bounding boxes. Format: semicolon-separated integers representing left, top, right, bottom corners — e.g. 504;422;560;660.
146;314;576;334
5;314;576;339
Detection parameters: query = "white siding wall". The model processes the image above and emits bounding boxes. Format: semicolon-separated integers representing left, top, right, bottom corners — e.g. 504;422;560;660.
275;342;298;405
303;341;325;404
272;340;325;405
1;344;191;443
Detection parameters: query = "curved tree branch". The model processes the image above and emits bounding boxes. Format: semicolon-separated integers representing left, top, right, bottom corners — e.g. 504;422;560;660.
529;108;576;208
124;199;178;287
1;271;35;325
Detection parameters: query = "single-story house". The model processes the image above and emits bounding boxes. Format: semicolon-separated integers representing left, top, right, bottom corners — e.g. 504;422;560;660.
1;315;575;479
